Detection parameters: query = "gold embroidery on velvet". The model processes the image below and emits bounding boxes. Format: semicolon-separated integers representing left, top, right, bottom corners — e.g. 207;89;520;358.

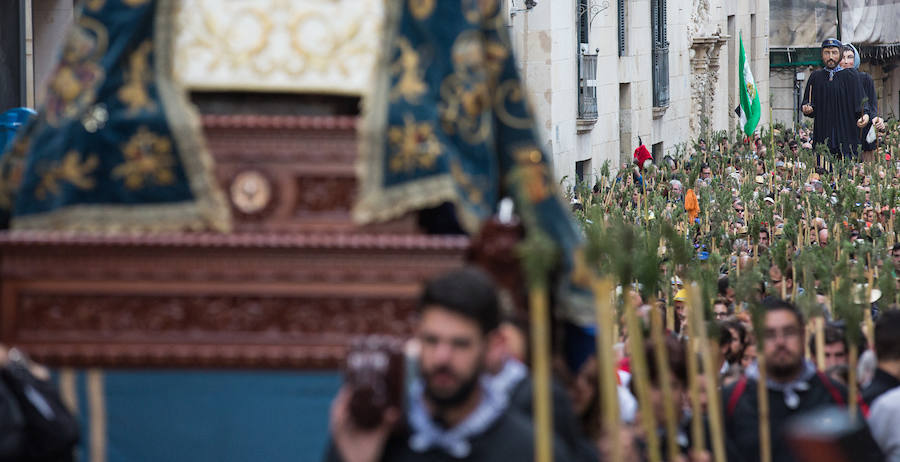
494;79;535;130
85;0;106;12
36;151;100;200
438;30;498;145
118;41;157;114
45;16;108;127
450;159;484;205
113;127;176;189
0;137;31;209
390;38;428;103
513;146;550;203
387;114;443;173
408;0;435;20
464;0;500;24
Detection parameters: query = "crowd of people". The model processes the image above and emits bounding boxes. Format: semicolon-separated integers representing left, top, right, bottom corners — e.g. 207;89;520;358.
325;39;900;462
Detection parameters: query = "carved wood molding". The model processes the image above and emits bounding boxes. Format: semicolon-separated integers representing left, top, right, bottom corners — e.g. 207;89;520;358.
8;290;415;369
0;113;466;369
0;234;467;368
202;114;359;131
199;114;406;233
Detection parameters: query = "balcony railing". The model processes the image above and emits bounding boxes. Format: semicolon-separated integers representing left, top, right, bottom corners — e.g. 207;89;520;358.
652;45;670;108
578;52;598;120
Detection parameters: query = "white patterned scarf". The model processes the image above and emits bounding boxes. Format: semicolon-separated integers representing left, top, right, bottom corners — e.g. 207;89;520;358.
746;359;817;409
487;359;528;403
407;376;508;458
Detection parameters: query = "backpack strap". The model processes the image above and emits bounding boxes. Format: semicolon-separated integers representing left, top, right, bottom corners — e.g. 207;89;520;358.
815;371;870;417
816;371;845;405
727;376;749;418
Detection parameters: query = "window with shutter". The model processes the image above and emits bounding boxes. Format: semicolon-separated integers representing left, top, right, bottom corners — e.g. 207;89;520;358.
617;0;626;57
577;0;598;121
651;0;669;108
578;0;589;45
578;52;598;120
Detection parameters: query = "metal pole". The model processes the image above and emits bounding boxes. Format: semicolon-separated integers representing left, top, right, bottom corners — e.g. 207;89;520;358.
836;0;842;41
19;0;27;108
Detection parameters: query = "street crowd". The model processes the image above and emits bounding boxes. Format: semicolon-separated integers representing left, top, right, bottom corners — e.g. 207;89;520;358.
326;39;900;462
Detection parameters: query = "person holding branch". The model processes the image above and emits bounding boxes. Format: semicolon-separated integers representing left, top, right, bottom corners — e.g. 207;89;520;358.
722;298;883;462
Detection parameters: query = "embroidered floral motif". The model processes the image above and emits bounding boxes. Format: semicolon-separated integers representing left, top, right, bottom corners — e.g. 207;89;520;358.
513;147;550;203
387;114;443;173
463;0;501;24
35;151;99;200
84;0;106;12
390;38;428;104
493;79;534;130
118;41;156;114
408;0;436;19
113;127;176;189
438;30;500;145
45;16;108;127
450;159;484;205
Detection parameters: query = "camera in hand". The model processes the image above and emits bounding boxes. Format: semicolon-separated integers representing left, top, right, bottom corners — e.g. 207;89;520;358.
345;335;405;429
786;405;879;462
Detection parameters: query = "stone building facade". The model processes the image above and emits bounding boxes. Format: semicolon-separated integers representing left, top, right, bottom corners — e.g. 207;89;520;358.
507;0;770;186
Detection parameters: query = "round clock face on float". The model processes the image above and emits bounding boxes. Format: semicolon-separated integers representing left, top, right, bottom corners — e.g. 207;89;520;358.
230;170;272;215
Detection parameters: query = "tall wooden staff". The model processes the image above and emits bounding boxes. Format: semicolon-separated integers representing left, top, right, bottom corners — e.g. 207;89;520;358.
651;303;679;462
815;317;826;370
685;320;705;459
781;268;788;300
688;285;727;462
666;267;676;332
529;285;553;462
749;297;773;462
848;340;859;422
519;232;556;462
592;278;621;462
625;293;662;462
865;270;876;347
791;262;798;301
756;342;772;462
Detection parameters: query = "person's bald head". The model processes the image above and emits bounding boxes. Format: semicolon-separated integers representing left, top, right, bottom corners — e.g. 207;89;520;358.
818;228;829;246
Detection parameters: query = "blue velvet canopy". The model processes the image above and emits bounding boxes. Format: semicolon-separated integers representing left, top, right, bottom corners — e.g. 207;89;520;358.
354;0;580;260
0;0;230;232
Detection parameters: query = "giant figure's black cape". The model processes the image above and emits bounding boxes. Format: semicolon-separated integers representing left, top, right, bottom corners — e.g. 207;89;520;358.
802;68;868;158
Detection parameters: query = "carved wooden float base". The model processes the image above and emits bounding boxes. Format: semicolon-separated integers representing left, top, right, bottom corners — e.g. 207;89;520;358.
0;113;468;369
0;232;467;368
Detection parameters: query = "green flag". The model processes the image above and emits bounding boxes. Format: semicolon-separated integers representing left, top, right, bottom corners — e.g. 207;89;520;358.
736;34;761;136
